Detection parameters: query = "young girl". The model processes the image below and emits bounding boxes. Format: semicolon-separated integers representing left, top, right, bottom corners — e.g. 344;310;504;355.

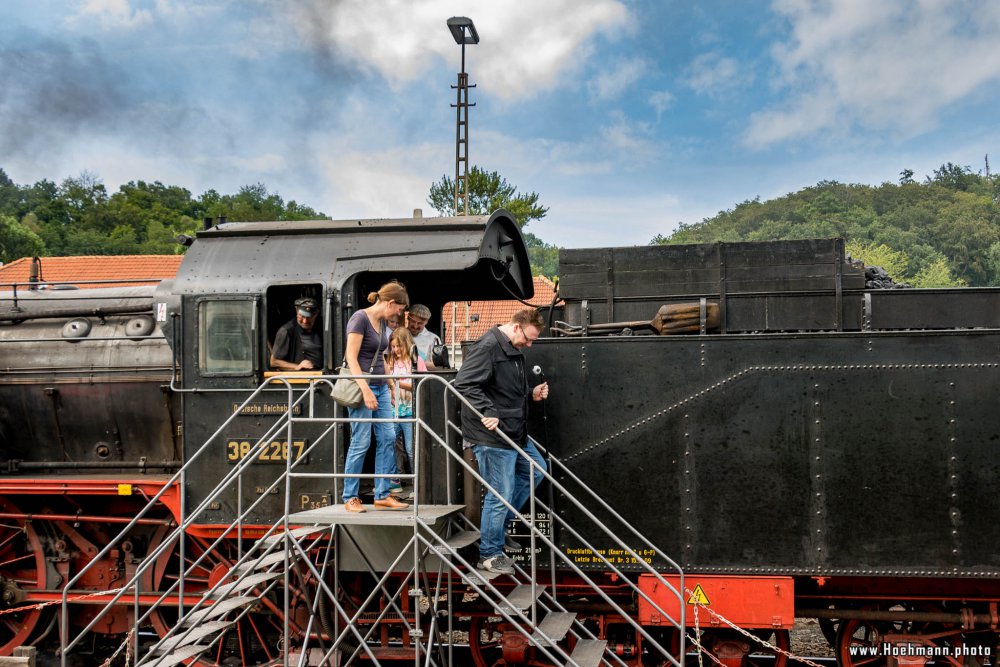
386;327;427;485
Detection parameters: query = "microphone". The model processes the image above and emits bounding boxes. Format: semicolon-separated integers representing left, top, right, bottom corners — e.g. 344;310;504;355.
532;365;548;402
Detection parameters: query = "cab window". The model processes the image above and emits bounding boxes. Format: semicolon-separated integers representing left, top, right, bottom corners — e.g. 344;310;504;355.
199;301;254;375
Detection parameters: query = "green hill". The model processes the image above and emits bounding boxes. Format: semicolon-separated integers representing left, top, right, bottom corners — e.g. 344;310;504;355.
653;163;1000;287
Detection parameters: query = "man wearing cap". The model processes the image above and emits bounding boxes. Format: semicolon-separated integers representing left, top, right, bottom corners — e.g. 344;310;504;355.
270;297;323;371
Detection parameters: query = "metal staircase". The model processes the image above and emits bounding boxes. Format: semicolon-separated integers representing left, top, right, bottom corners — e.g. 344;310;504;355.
59;372;686;666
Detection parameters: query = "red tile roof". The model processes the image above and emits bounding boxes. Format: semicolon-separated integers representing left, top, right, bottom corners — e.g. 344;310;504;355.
441;275;562;345
0;255;183;290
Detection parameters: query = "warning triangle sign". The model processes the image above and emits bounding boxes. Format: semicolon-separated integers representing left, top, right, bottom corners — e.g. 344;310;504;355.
687;584;710;606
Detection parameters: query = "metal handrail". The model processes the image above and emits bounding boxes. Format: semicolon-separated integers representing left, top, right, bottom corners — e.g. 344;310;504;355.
276;372;686;665
404;376;683;665
59;375;316;664
62;369;685;666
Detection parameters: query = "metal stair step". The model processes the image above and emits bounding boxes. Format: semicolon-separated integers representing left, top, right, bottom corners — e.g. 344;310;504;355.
180;596;255;625
152;620;232;653
236;550;289;574
261;525;323;546
465;568;503;584
497;583;546;613
531;611;577;647
143;643;209;666
566;639;607;667
445;529;480;549
431;530;480;555
212;571;281;598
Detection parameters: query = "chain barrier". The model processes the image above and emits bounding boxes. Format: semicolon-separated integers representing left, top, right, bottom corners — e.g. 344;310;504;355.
99;627;135;667
0;587;124;616
678;599;730;667
684;588;828;667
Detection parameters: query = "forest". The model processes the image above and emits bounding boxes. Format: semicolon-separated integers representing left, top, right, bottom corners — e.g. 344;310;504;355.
3;163;999;287
0;169;324;262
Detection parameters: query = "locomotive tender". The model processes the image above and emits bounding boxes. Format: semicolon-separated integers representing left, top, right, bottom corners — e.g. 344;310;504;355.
1;211;999;667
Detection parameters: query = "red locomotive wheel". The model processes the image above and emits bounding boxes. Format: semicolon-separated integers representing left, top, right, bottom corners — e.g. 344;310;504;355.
470;615;505;667
0;498;52;655
143;527;295;666
835;606;964;667
744;630;790;667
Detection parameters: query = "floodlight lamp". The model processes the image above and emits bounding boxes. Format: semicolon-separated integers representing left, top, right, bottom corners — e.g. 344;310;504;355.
447;17;479;45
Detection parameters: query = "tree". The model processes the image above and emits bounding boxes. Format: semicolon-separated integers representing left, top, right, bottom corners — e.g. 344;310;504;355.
0;169;18;216
911;257;966;288
0;214;46;263
845;240;910;281
523;231;559;277
427;166;548;228
927;163;977;192
199;183;325;222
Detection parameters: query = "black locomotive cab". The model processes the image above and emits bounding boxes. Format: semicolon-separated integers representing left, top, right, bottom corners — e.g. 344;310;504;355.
152;210;532;523
156;209;532;386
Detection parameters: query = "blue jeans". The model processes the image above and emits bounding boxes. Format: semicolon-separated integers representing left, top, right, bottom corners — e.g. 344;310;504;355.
473;439;547;559
343;383;395;502
508;439;547;525
393;420;413;472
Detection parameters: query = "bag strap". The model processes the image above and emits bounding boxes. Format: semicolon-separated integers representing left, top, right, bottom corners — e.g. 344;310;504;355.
341;317;386;374
370;323;385;373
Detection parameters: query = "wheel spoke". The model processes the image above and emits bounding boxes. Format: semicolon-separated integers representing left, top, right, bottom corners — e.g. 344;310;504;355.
0;500;50;653
836;606;964;667
0;552;36;570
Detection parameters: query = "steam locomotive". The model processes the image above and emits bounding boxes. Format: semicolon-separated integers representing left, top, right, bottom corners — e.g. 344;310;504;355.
1;211;998;667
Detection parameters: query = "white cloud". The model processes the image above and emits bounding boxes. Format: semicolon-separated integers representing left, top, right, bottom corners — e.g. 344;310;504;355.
470;114;660;183
683;51;744;95
73;0;153;29
288;0;631;100
598;112;657;164
587;58;648;101
746;0;1000;147
649;90;675;119
317;143;449;219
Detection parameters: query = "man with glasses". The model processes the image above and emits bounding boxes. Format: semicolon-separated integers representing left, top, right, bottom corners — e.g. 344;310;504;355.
454;309;550;575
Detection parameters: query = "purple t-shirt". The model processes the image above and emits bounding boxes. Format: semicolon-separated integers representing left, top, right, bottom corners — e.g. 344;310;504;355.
346;310;388;384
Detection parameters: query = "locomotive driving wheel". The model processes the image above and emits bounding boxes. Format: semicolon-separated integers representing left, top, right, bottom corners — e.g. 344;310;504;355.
144;527;309;666
470;615;505;667
0;498;52;655
835;605;964;667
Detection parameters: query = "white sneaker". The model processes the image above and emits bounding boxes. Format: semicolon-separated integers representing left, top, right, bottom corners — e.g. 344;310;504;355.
476;555;515;575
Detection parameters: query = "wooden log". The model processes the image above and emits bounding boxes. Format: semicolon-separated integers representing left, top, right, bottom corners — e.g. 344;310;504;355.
656;303;719;331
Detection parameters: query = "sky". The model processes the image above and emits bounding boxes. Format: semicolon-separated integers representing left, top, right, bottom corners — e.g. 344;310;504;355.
2;0;1000;248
